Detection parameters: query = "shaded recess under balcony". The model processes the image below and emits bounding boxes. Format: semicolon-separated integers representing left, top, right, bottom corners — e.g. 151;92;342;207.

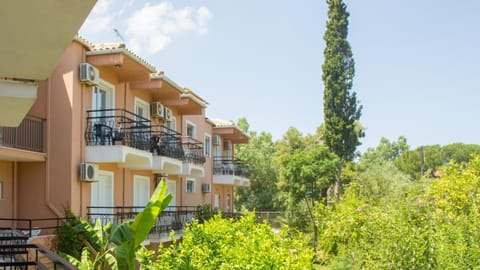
213;156;250;187
84;109;205;174
0;116;45;161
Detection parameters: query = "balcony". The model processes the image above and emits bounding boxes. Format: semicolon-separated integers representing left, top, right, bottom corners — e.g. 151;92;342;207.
213;157;250;187
151;125;184;175
182;136;206;177
85;109;153;169
87;206;198;242
84;109;201;175
0;116;45;162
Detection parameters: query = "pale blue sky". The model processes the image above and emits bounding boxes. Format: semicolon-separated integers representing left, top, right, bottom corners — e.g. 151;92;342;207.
79;0;480;152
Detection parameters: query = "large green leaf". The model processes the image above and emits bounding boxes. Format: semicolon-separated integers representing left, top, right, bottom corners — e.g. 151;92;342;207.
109;223;134;246
130;180;172;247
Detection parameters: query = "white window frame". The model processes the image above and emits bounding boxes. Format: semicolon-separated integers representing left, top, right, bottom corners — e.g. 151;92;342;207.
166;116;177;134
204;133;211;157
186;178;196;193
92;79;115;111
186;120;196;139
134;97;150;120
133;175;150;207
167;179;176;207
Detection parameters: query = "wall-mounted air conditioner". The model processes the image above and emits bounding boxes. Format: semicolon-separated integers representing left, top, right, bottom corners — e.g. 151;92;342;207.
79;63;100;86
212;135;220;145
150;102;165;118
164;107;173;122
201;183;211;193
80;163;98;182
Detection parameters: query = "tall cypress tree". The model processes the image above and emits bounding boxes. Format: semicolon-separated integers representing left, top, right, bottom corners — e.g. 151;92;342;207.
322;0;363;197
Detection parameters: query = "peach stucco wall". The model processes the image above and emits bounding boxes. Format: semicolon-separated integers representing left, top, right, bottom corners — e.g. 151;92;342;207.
46;42;86;217
182;114;214;208
0;161;14;217
212;184;234;212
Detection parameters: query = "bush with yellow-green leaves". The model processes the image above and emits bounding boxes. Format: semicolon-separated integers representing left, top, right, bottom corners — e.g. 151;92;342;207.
139;212;315;269
316;156;480;269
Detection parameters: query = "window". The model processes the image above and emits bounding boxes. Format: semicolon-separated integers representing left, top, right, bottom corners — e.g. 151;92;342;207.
166;117;177;134
134;97;150;121
204;134;211;157
224;140;232;158
186;121;196;138
133;175;150;207
0;181;3;200
92;80;115;111
186;178;196;193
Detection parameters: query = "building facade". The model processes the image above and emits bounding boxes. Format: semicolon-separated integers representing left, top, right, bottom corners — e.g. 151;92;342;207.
0;38;250;234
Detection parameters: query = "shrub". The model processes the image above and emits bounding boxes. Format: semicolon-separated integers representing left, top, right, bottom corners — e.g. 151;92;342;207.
144;212;315;269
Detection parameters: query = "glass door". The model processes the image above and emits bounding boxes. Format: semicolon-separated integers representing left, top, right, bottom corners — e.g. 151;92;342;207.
90;171;114;224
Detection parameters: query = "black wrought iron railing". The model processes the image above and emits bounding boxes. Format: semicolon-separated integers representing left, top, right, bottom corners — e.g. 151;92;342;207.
150;125;184;160
0;220;77;269
0;116;44;152
0;241;77;269
213;156;249;178
0;217;72;237
85;109;151;150
87;206;199;236
85;109;205;163
182;136;206;165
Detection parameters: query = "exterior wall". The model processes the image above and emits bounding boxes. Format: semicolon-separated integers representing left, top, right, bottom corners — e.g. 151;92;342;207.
17;162;48;218
212;184;234;212
47;42;86;217
0;161;14;218
182;113;213;208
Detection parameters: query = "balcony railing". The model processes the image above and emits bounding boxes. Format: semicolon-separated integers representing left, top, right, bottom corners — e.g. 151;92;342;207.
150;125;184;160
85;108;151;150
182;136;206;165
213;156;249;178
87;206;199;236
0;116;44;152
85;109;199;162
0;217;74;237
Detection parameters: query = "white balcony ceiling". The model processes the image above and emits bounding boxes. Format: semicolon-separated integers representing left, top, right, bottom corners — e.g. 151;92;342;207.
0;80;37;126
0;0;96;80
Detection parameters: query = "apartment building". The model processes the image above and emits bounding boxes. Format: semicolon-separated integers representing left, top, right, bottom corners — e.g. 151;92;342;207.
0;37;250;238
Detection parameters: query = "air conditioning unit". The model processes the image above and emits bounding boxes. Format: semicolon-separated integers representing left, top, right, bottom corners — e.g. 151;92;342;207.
80;163;98;182
201;183;211;193
164;107;173;122
79;63;100;85
212;135;220;145
150;102;165;118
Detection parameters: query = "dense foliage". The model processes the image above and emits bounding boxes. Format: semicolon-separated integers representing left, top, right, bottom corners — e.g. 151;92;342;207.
316;156;480;269
141;212;315;269
235;118;281;211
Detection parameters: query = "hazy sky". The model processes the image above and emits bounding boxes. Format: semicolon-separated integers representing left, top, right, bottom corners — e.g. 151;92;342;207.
79;0;480;152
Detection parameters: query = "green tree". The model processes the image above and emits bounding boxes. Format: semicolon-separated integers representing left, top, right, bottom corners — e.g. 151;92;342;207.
442;143;480;164
278;143;339;248
361;136;409;165
395;145;444;179
322;0;363;197
235;119;280;211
